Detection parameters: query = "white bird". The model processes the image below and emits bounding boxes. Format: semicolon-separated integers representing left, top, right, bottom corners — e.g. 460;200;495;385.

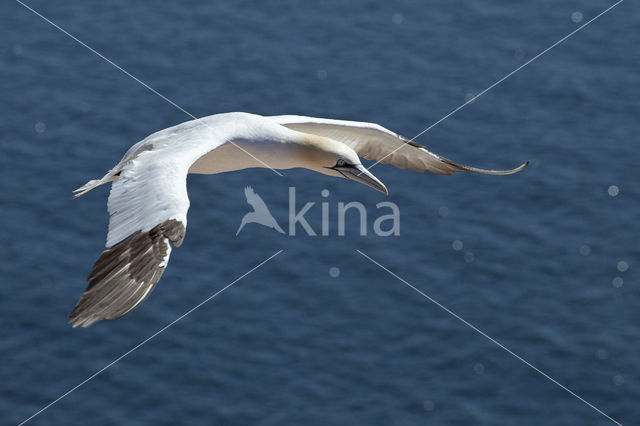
69;112;526;327
236;186;285;235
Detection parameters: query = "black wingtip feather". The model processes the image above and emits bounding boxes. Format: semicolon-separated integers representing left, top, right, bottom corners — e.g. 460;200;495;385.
69;219;185;328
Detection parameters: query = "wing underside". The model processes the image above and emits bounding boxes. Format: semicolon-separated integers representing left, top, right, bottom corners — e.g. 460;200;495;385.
270;115;527;175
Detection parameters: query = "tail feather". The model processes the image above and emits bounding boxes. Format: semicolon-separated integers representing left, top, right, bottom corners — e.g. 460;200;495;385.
72;175;118;199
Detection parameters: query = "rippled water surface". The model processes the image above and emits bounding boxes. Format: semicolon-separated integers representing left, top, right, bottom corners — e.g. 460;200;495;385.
1;1;639;424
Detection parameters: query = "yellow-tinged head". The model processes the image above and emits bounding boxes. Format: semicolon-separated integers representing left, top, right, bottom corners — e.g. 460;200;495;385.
294;134;388;195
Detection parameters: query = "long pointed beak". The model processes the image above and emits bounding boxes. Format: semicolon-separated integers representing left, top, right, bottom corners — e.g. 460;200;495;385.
336;164;388;195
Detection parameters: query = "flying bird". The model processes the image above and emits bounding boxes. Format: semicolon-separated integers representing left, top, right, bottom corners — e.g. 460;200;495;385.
69;112;527;327
236;186;285;235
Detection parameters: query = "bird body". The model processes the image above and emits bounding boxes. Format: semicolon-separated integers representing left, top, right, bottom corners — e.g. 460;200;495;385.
69;112;526;327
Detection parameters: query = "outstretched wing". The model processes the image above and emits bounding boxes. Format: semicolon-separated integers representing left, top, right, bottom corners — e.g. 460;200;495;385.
69;150;190;327
270;115;527;175
70;116;237;327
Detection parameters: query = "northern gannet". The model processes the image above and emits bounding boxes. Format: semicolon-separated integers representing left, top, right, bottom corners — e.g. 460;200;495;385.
69;112;526;327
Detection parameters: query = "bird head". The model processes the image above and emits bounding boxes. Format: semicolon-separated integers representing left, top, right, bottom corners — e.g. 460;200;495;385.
297;135;388;195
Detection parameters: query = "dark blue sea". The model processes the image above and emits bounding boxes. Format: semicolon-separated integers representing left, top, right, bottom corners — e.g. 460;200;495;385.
2;1;638;424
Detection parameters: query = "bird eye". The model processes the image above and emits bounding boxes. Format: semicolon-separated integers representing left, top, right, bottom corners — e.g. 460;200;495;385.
336;159;346;167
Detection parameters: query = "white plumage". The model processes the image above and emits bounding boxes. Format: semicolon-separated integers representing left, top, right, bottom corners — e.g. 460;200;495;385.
69;112;526;327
